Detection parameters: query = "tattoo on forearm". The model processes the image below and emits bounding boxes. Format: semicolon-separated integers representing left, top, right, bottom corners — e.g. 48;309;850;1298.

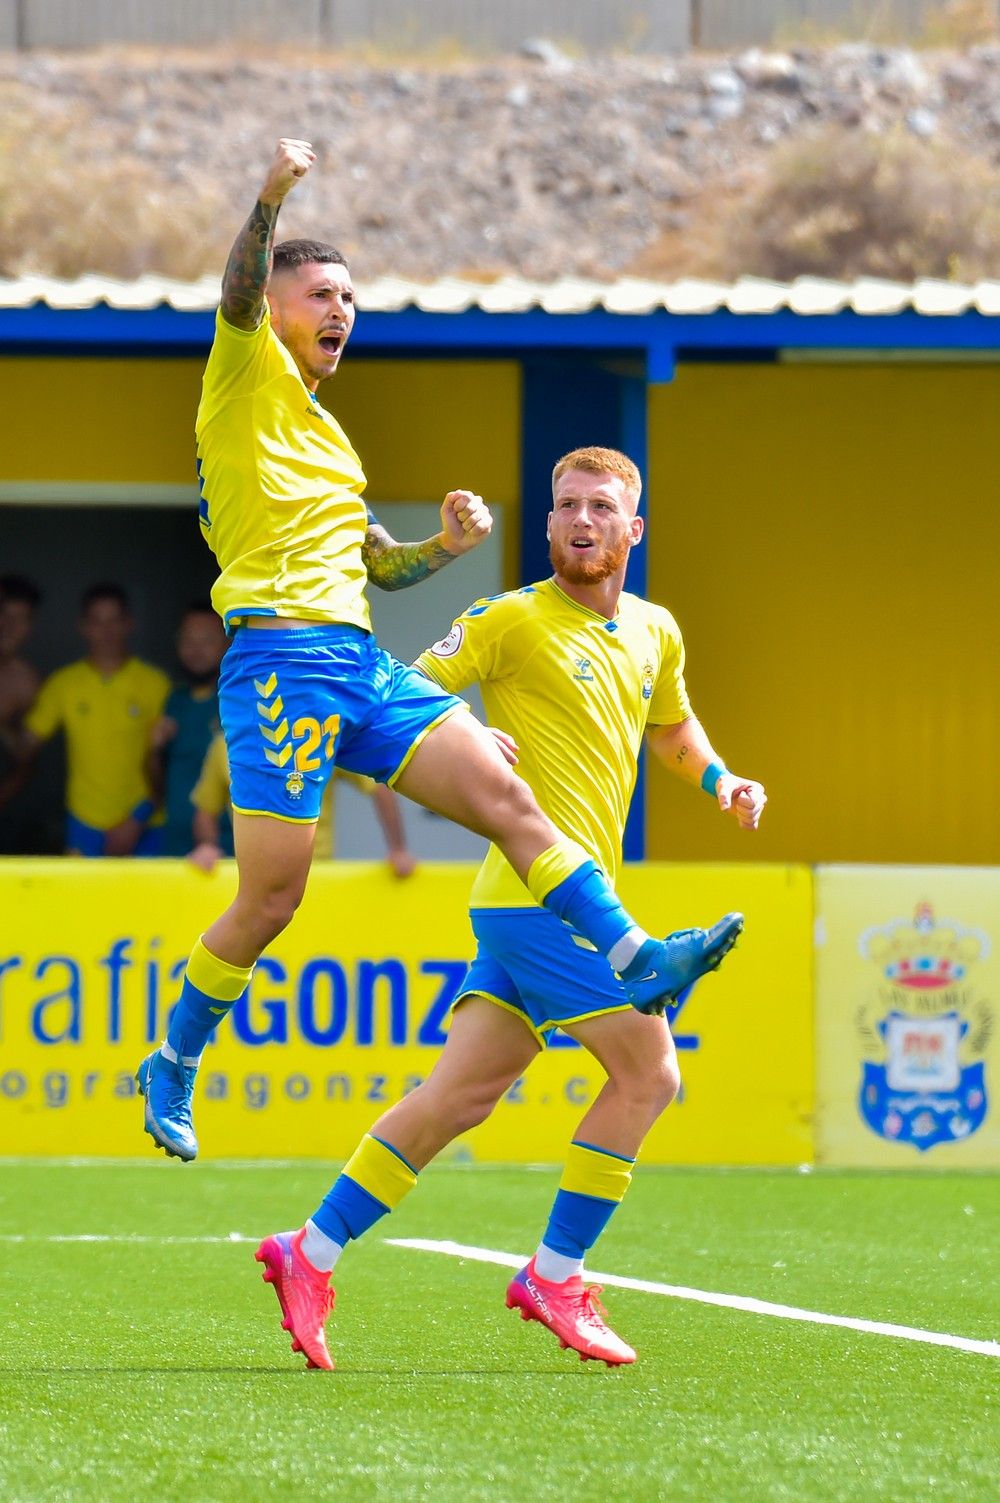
221;200;279;329
362;528;456;591
677;744;689;764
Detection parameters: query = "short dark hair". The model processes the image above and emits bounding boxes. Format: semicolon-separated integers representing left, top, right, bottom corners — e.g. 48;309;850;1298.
272;239;349;276
80;582;130;615
0;573;41;610
181;600;216;619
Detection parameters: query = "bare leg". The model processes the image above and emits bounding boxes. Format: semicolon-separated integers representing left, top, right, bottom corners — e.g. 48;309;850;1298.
203;811;316;966
369;996;541;1167
394;713;563;880
564;1008;681;1158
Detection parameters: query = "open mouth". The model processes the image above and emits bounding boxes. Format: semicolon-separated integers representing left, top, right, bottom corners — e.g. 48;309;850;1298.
571;539;595;550
318;333;343;356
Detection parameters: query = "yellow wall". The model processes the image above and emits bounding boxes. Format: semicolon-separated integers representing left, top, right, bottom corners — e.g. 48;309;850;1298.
0;354;520;529
646;362;1000;865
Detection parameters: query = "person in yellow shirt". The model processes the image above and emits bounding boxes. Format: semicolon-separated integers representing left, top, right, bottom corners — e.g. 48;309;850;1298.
138;140;741;1202
23;583;169;857
256;447;767;1372
187;730;415;875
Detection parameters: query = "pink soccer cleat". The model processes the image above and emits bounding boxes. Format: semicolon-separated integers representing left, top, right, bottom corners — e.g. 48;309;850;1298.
505;1257;636;1366
255;1229;336;1371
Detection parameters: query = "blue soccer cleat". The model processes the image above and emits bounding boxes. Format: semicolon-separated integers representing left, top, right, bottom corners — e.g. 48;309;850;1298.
620;912;744;1015
136;1050;199;1161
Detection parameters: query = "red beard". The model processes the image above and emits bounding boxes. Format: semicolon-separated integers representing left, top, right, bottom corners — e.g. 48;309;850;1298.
549;530;631;584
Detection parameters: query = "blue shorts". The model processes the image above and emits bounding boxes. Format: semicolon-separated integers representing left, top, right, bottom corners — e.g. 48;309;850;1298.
65;814;165;858
458;908;631;1044
219;623;466;822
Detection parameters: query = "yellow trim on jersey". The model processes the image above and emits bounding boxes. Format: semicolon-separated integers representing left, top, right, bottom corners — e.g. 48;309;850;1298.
453;989;548;1049
415;579;690;909
196;307;373;631
384;701;468;787
230;804;319;825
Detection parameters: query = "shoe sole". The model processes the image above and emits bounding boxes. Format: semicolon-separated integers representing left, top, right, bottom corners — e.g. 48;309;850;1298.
135;1059;197;1162
255;1240;334;1372
645;915;745;1012
505;1285;634;1367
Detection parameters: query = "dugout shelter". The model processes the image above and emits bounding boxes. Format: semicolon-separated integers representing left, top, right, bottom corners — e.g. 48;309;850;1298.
1;272;997;866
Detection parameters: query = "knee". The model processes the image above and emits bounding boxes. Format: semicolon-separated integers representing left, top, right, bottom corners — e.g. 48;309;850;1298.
621;1053;681;1120
443;1081;503;1136
238;886;303;944
656;1053;682;1113
488;771;541;834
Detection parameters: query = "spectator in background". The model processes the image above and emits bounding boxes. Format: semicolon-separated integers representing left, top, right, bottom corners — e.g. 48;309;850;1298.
23;583;169;856
187;729;416;876
0;574;42;851
148;603;229;857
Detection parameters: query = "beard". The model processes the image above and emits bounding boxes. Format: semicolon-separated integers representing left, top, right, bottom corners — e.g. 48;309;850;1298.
549;531;632;585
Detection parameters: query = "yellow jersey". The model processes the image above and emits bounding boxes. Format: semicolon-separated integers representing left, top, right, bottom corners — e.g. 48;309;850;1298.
416;579;691;909
196;308;372;632
191;731;374;859
26;658;170;829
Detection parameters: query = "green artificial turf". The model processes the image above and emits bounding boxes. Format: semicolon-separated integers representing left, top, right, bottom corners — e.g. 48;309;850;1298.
0;1162;996;1502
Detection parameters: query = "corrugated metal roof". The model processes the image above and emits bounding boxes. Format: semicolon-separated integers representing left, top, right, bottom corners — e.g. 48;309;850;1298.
2;274;1000;316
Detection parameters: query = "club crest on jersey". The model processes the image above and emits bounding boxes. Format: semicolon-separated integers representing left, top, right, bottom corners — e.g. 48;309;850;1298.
855;903;992;1152
641;661;655;699
285;770;305;801
430;624;464;658
573;658;595;682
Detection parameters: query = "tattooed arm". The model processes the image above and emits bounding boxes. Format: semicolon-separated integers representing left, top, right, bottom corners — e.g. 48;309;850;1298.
363;490;493;591
220;138;316;331
647;717;767;831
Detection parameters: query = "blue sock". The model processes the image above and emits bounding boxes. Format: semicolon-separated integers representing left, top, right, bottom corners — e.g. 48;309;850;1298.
166;978;247;1060
544;1189;621;1258
312;1134;419;1246
165;937;254;1061
541;1141;635;1263
312;1177;391;1246
543;859;637;955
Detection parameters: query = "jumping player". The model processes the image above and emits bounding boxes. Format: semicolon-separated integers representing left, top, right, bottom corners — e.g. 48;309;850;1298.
136;142;742;1162
255;446;767;1370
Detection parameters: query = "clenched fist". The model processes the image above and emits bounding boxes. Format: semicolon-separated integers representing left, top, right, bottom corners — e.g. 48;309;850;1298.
438;490;493;555
259;138;316;206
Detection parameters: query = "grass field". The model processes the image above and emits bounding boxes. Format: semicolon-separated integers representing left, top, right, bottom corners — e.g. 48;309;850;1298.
0;1161;996;1503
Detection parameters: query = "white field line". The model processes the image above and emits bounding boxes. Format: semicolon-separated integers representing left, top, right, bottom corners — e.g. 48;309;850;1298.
0;1233;257;1244
386;1237;1000;1360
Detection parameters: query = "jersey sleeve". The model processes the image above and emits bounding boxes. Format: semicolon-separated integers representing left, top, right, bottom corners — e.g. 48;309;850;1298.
24;668;66;742
191;734;230;816
646;613;693;727
413;595;513;694
200;306;289;405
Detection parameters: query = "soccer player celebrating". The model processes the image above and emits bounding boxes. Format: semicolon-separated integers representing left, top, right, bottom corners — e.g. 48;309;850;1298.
138;143;745;1162
256;446;767;1370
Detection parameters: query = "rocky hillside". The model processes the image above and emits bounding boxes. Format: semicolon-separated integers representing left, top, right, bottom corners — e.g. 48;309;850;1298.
3;40;1000;282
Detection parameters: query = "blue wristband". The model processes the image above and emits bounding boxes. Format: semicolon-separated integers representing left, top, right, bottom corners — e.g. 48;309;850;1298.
131;799;155;824
700;760;727;797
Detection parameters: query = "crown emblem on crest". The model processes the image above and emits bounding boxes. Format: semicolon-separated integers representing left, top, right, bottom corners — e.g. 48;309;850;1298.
860;902;989;990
